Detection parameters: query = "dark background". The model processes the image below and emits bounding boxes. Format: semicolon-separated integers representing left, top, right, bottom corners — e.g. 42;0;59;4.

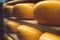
0;0;6;40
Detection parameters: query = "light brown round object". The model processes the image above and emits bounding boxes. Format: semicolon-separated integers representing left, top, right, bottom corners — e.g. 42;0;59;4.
3;0;27;17
4;5;14;17
39;32;60;40
17;25;43;40
34;1;60;26
6;20;21;32
13;3;35;19
3;1;15;17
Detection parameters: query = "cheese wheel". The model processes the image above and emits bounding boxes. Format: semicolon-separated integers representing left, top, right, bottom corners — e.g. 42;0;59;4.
3;1;15;17
34;1;60;26
13;3;35;19
39;32;60;40
17;25;43;40
4;5;14;17
3;0;27;17
6;20;21;32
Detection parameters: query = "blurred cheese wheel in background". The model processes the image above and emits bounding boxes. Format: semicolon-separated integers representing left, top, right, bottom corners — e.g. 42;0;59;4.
17;25;43;40
39;32;60;40
3;0;27;17
5;19;21;32
13;3;35;19
4;5;14;17
3;1;15;17
34;1;60;26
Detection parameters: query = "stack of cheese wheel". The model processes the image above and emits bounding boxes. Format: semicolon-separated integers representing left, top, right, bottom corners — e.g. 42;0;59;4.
4;18;37;33
4;18;21;33
13;3;35;19
4;19;60;40
34;1;60;26
3;0;27;17
16;25;60;40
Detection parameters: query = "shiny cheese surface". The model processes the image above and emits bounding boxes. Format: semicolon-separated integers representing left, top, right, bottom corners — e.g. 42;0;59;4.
4;5;14;17
6;20;21;32
34;1;60;26
13;3;35;19
17;25;43;40
39;32;60;40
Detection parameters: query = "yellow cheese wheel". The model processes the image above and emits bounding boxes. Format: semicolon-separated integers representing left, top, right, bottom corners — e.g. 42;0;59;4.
39;32;60;40
17;25;43;40
34;1;60;26
4;5;14;17
3;0;26;17
13;3;35;19
6;20;21;32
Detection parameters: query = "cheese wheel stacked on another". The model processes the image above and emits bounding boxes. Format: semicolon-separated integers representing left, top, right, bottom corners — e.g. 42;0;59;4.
13;3;35;19
5;19;21;32
3;0;27;17
3;2;15;17
4;5;14;17
17;25;43;40
34;1;60;26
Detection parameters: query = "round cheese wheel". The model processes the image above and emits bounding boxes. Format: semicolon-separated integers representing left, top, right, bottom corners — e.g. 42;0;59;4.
39;32;60;40
3;1;15;17
4;5;14;17
6;20;21;32
13;3;35;19
34;1;60;26
17;25;43;40
3;0;27;17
